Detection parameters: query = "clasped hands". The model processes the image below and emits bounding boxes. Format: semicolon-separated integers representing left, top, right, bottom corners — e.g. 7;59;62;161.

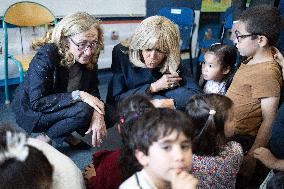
150;73;182;93
80;91;107;147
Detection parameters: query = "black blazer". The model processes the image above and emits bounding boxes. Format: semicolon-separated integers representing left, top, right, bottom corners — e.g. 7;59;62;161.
106;43;201;109
12;43;100;133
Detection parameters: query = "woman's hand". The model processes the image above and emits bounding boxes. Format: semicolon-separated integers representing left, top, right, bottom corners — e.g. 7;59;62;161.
151;74;182;93
80;91;105;114
85;111;107;147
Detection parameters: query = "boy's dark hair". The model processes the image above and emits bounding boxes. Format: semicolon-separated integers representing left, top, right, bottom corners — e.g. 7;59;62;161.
120;108;194;180
185;94;233;156
118;94;155;181
0;125;53;189
267;172;284;189
207;44;237;72
239;5;282;46
130;108;194;155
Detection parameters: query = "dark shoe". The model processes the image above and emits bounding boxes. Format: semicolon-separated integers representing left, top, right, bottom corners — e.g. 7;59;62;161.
64;139;92;150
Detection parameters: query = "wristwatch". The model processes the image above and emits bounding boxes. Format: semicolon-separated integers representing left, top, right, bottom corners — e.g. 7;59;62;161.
71;90;81;102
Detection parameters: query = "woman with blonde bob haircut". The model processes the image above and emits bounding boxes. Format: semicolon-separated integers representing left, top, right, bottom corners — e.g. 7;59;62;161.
107;16;201;111
12;12;107;148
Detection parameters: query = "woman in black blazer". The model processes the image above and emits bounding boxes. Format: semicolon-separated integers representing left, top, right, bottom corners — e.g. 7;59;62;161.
12;12;106;147
106;16;201;111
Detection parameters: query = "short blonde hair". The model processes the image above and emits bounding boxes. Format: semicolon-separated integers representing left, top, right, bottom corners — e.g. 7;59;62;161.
127;16;180;74
32;12;103;70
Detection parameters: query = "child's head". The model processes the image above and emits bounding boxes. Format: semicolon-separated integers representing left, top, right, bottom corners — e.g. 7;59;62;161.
202;44;237;82
0;126;53;189
185;94;234;156
235;5;282;56
118;95;155;181
117;94;155;137
267;172;284;189
129;108;194;186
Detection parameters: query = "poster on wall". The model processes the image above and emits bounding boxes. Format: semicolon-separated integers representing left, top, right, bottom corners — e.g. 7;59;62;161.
201;0;231;12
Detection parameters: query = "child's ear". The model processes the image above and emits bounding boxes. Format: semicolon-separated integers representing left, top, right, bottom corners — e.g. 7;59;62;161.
258;35;269;47
222;67;230;75
135;149;149;166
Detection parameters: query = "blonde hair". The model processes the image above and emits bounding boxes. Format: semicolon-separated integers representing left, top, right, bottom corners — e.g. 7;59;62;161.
126;16;180;74
31;12;103;70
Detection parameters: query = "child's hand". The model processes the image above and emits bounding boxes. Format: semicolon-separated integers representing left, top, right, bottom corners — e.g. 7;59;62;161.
170;171;198;189
151;99;175;109
254;147;278;169
83;163;96;181
272;47;284;69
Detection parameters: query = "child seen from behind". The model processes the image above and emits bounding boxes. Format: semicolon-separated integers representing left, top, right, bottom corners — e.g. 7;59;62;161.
0;126;53;189
185;94;243;189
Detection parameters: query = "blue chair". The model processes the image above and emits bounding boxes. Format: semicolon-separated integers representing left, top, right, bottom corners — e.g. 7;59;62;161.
158;7;195;72
220;7;233;43
2;1;57;104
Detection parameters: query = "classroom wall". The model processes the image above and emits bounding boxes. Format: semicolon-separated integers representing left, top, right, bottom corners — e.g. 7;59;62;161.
147;0;202;16
0;0;146;17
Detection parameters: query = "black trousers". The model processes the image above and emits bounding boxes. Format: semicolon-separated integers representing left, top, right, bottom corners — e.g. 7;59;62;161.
34;101;93;140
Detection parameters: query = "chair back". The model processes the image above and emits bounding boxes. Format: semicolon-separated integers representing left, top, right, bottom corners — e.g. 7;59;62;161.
158;7;195;52
1;1;56;103
3;1;56;26
220;7;233;42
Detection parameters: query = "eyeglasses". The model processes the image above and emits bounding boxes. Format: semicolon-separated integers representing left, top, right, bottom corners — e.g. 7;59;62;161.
235;31;262;42
69;37;99;51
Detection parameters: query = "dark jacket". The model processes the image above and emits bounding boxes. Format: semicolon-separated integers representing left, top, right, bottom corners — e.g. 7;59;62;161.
12;43;100;133
106;43;201;110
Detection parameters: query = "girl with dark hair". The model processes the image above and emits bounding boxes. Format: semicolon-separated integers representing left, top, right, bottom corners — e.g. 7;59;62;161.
84;94;155;189
200;43;237;94
0;127;53;189
185;94;243;189
0;125;86;189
